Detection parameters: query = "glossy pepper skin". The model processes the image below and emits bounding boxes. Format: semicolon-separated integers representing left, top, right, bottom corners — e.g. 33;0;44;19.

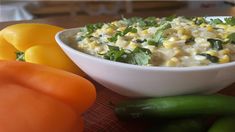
1;23;84;75
0;60;96;132
0;31;18;60
1;23;63;51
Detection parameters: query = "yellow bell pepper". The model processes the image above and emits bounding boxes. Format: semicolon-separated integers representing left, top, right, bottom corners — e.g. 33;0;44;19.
1;23;85;76
25;44;82;74
0;31;18;60
2;23;63;51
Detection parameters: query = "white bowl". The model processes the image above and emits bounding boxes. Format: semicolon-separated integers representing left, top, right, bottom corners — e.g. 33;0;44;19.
55;17;235;98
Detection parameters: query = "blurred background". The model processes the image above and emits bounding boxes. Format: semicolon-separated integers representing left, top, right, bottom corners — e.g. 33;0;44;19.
0;0;234;22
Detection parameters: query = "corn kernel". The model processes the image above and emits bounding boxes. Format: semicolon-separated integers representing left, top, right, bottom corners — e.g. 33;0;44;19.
111;21;118;26
174;49;183;57
206;25;213;32
165;57;179;67
219;55;230;64
142;29;148;35
227;26;235;32
126;32;137;37
219;49;230;55
106;28;114;35
128;42;137;49
216;24;228;29
180;35;189;40
206;50;217;56
89;41;98;49
177;28;185;35
118;27;126;31
200;23;206;27
163;41;176;49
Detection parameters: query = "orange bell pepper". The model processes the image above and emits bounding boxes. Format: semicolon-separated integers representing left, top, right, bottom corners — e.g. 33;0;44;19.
0;60;96;132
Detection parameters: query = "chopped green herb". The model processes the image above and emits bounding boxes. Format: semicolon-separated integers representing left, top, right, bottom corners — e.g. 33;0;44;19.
158;22;171;31
210;18;224;25
147;32;164;46
122;17;143;26
135;39;146;43
144;17;158;27
76;36;85;41
104;46;151;65
193;17;207;25
147;40;157;45
228;33;235;44
123;27;137;35
165;15;176;21
207;38;223;50
224;17;235;26
104;45;128;62
127;47;151;65
86;23;104;34
185;37;195;44
108;31;122;42
147;23;171;46
198;53;219;63
16;51;25;61
108;27;137;42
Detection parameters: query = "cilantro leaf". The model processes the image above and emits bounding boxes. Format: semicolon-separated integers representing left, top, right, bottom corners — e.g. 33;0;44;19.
228;33;235;44
147;23;171;46
158;22;171;31
224;17;235;26
123;27;137;35
210;18;223;25
193;17;207;25
108;27;137;42
127;47;151;65
103;46;151;65
144;17;158;27
104;45;128;62
108;31;122;42
197;53;219;63
86;23;104;34
165;15;176;21
122;17;143;26
207;39;223;50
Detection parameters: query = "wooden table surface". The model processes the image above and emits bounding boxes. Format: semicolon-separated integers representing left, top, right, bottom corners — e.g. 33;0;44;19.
0;7;235;131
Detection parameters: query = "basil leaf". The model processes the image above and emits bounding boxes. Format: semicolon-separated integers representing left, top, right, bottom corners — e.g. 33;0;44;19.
207;39;223;50
197;53;219;63
228;33;235;44
224;17;235;26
